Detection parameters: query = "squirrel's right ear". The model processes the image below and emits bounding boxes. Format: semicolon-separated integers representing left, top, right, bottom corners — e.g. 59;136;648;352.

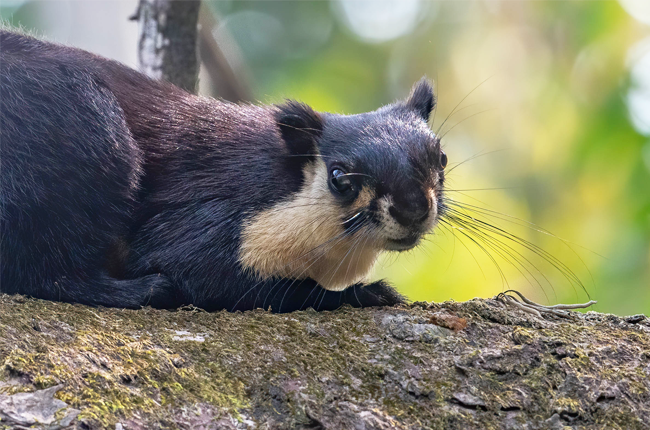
275;101;323;156
406;78;436;122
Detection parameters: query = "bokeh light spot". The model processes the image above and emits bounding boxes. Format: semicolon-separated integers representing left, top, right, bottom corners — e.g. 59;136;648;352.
334;0;422;43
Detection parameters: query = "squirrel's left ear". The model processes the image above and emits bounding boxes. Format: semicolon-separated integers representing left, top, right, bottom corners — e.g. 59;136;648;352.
406;78;436;122
275;100;323;156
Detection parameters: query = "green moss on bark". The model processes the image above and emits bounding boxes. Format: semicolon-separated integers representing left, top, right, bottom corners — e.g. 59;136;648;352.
0;295;648;429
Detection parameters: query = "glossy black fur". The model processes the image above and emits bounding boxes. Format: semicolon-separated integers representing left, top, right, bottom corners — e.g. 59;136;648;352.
321;98;444;233
0;30;437;312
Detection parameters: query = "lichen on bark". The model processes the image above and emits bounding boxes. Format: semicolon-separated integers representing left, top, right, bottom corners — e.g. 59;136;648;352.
131;0;201;93
0;294;648;429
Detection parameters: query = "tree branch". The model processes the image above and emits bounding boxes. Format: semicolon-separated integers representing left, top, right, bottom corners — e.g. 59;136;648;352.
131;0;201;93
0;295;648;429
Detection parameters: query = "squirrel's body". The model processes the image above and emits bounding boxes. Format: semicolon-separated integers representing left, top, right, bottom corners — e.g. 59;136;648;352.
0;30;446;312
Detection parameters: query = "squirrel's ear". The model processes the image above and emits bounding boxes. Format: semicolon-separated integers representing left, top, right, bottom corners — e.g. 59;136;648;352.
275;100;323;156
406;78;436;122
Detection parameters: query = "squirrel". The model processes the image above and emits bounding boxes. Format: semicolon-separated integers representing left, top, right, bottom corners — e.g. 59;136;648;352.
0;30;447;312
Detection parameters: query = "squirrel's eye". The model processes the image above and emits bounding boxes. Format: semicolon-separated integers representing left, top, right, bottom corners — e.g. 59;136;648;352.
330;168;352;194
440;152;448;169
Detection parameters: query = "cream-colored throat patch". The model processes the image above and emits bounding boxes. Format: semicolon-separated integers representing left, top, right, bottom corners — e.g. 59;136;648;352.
239;160;380;291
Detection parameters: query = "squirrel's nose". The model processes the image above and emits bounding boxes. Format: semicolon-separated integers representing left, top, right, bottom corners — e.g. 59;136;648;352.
389;189;430;227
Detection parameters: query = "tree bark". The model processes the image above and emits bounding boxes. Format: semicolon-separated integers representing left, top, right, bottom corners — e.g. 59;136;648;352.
0;295;648;429
131;0;201;93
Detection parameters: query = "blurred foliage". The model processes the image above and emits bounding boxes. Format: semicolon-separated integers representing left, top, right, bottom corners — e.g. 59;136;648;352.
2;1;649;315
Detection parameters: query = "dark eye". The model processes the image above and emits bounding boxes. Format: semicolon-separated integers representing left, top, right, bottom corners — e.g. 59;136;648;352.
440;152;448;169
330;168;352;194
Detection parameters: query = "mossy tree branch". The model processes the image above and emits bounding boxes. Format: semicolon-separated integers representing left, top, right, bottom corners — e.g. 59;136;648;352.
0;295;648;429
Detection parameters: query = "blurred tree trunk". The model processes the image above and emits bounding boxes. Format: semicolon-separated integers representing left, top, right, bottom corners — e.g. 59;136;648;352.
131;0;201;94
198;8;252;103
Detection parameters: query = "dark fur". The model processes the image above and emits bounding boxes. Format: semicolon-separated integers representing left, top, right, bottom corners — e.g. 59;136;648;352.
0;30;439;312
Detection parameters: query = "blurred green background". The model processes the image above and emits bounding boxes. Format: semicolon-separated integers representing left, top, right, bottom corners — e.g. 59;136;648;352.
2;0;649;315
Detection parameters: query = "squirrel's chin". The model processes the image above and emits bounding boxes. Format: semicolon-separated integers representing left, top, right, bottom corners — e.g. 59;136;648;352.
384;236;421;252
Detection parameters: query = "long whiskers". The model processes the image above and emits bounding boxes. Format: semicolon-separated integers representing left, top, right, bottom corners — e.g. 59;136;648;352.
444;213;554;301
435;76;492;136
444;149;509;175
438;197;590;301
439;108;495;141
447;199;598;288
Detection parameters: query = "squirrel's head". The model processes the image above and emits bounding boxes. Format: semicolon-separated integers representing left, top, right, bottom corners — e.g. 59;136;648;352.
275;78;444;251
241;79;446;291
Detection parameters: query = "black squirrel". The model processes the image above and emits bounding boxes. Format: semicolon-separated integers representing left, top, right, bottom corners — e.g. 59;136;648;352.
0;30;447;312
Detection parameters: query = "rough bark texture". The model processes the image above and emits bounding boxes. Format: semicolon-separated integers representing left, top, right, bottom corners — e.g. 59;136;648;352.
132;0;201;93
0;294;648;429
